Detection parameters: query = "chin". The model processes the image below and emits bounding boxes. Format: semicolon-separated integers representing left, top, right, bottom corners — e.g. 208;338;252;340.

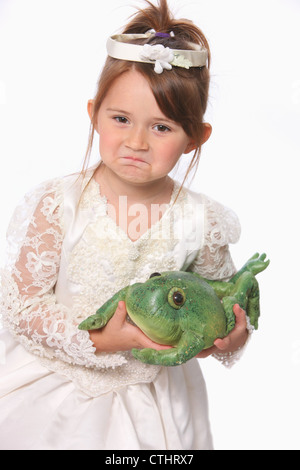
118;168;153;184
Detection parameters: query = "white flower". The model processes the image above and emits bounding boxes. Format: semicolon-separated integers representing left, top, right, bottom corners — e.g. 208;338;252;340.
140;44;174;74
171;53;193;70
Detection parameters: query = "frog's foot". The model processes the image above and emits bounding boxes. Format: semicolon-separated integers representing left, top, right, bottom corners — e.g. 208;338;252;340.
132;332;205;367
78;288;128;330
232;253;270;282
78;312;108;330
246;253;270;275
132;347;179;366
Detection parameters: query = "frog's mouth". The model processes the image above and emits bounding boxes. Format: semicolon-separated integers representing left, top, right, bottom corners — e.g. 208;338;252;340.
127;304;180;346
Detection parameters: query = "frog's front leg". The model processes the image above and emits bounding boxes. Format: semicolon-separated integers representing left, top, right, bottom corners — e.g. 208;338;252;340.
78;287;129;330
132;331;205;366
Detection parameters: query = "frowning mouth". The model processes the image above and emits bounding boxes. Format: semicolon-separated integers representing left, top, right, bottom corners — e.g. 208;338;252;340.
121;157;150;165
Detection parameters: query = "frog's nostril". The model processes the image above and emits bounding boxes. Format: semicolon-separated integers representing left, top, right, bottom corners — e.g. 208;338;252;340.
150;272;161;278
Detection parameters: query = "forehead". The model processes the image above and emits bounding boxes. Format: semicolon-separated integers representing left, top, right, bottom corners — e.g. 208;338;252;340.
101;69;159;110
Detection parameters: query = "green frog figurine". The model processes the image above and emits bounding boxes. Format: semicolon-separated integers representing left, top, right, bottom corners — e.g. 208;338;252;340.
79;253;269;366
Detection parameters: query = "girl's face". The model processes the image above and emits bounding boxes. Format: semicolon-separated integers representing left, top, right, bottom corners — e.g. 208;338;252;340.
91;69;196;186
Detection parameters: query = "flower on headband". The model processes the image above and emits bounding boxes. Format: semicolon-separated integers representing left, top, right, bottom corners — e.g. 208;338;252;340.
172;53;193;70
140;44;174;74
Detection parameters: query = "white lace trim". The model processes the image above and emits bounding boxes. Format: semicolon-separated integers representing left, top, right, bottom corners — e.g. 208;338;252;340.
188;194;241;281
40;353;160;398
212;316;255;368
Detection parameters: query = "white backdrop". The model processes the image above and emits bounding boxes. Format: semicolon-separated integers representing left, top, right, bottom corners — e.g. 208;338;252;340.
0;0;299;450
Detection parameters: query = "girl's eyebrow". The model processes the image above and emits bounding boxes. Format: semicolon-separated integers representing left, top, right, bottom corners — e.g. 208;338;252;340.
106;108;132;116
153;116;177;125
106;108;176;125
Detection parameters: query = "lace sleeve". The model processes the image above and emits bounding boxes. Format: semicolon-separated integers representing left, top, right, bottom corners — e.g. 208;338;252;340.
188;196;252;367
188;195;241;281
0;179;125;369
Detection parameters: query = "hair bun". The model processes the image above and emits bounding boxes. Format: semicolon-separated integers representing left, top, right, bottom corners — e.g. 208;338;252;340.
123;0;210;59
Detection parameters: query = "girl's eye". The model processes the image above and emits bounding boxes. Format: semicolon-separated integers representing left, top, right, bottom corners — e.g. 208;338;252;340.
114;116;129;124
154;124;171;133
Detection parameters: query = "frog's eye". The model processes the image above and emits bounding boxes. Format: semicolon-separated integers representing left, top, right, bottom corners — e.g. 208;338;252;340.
150;272;161;278
168;287;186;309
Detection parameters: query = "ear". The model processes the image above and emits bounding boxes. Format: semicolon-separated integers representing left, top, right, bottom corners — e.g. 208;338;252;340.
183;140;197;155
200;123;212;145
87;99;100;135
87;99;95;122
183;123;212;154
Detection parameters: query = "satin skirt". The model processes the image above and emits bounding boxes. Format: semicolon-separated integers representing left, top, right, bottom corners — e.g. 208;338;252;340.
0;329;213;450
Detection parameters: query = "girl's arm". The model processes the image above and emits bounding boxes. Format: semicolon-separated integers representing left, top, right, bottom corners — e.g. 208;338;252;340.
1;182;169;368
188;196;254;366
1;183;125;369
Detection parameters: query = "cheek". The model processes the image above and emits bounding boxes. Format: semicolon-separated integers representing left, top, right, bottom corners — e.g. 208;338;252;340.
156;140;186;165
99;129;118;153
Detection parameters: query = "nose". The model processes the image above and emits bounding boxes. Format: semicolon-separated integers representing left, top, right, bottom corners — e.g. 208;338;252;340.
125;126;149;151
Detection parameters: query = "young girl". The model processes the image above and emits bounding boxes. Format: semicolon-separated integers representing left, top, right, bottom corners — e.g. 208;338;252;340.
0;0;250;450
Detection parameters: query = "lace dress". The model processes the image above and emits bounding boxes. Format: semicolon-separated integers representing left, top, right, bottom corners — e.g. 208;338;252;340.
0;172;241;450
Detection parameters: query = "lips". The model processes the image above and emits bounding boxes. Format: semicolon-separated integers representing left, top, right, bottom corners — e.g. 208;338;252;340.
121;156;149;166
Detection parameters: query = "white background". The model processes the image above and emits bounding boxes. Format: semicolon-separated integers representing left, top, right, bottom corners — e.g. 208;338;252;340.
0;0;299;450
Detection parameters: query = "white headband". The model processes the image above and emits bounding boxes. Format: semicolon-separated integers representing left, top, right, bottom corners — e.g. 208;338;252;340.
106;32;208;74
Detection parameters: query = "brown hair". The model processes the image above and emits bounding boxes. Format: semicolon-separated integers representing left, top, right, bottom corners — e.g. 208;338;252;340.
82;0;211;188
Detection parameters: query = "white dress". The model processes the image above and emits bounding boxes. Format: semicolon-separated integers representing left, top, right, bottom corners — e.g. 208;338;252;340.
0;173;241;450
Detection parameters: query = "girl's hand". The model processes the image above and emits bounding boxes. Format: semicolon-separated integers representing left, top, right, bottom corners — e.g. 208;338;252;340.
196;304;249;359
89;301;172;353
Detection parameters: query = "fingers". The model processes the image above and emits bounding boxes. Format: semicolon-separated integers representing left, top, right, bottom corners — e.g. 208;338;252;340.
109;301;130;329
214;304;248;352
232;304;247;330
114;301;128;321
196;345;218;358
214;336;230;351
115;301;172;351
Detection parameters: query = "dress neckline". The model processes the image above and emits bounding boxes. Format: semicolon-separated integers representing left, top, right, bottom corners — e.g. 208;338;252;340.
81;175;184;245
